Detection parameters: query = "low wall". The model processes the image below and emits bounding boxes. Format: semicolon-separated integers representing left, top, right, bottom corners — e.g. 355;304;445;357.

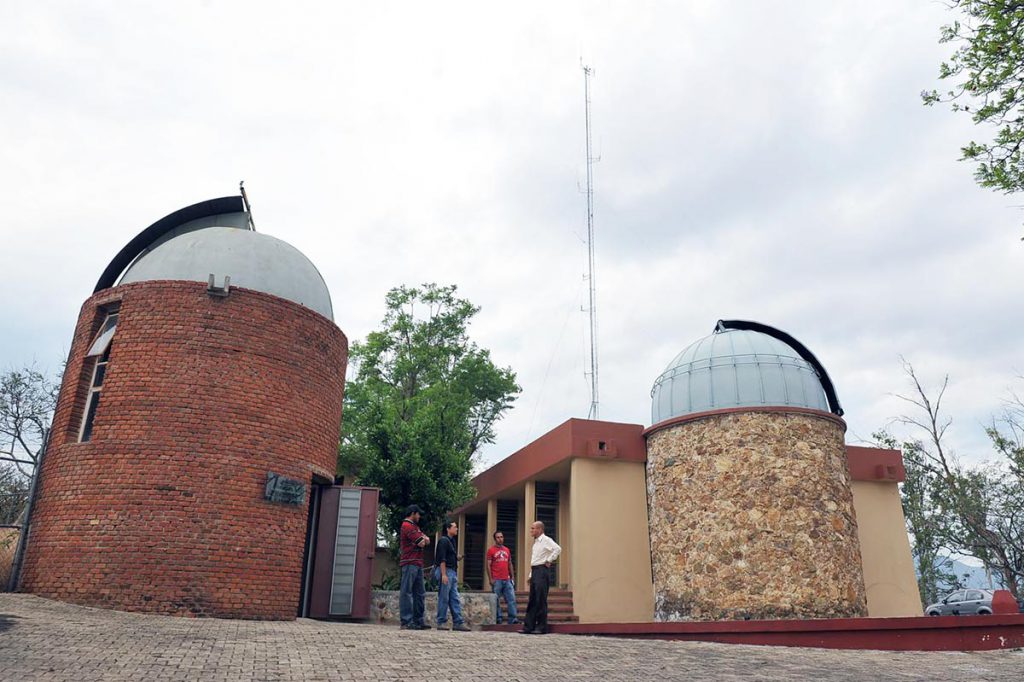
369;590;497;626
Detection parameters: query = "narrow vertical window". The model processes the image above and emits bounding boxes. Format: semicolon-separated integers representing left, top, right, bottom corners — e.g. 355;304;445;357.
79;309;119;442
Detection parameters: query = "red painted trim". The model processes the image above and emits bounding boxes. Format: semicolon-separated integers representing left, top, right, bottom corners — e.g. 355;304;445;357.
643;406;847;438
846;445;906;482
350;488;380;619
308;487;340;619
483;614;1024;651
454;419;645;514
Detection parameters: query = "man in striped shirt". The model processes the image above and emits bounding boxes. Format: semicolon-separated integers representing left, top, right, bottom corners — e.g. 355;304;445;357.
521;521;561;635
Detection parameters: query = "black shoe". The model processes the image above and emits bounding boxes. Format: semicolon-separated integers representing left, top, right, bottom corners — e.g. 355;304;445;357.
413;623;430;630
509;619;520;625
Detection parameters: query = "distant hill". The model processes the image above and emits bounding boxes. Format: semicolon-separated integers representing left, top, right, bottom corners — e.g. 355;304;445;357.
947;559;1000;590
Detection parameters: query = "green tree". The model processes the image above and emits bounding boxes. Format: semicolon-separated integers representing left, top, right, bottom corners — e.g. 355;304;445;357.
978;387;1024;592
338;284;519;539
892;362;1023;596
922;1;1024;215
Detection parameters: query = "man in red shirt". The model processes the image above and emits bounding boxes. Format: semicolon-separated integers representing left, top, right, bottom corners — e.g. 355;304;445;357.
486;531;518;625
399;504;430;630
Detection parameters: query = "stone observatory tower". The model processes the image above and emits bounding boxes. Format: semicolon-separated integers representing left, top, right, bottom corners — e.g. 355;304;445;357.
644;320;866;621
19;196;347;620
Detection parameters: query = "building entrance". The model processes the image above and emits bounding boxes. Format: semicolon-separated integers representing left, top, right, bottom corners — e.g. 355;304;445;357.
462;514;487;589
301;485;379;619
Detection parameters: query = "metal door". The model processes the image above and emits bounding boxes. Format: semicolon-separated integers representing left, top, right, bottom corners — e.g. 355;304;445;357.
306;486;379;619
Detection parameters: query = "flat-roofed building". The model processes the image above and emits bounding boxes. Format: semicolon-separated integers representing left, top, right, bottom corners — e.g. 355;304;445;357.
455;321;921;623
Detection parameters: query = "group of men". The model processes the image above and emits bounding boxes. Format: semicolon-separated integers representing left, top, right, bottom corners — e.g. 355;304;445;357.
398;504;562;635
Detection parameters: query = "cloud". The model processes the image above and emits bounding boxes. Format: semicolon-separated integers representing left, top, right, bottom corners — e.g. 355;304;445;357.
1;1;1020;470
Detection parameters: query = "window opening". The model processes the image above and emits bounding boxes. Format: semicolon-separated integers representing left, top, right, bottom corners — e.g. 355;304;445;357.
79;308;119;442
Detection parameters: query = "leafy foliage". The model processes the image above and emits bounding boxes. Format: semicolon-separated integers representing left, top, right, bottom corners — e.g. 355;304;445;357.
338;284;519;539
923;1;1024;205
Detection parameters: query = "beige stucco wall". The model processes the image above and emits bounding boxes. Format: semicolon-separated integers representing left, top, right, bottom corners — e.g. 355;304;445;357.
372;548;398;587
569;457;655;623
646;412;868;621
851;480;922;617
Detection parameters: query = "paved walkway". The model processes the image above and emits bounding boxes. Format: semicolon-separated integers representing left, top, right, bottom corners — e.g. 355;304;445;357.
1;594;1023;681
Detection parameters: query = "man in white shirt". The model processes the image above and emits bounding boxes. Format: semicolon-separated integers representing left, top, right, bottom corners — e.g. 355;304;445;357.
521;521;561;635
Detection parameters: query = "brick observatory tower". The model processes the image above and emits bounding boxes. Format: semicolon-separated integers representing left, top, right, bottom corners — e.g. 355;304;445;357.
644;320;867;621
19;197;347;620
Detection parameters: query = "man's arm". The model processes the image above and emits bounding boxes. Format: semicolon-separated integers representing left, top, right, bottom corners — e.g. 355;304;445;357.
545;537;562;566
439;537;449;584
484;548;492;584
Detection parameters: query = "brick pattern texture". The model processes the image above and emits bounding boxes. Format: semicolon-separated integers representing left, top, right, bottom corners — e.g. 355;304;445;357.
646;410;868;621
19;281;347;620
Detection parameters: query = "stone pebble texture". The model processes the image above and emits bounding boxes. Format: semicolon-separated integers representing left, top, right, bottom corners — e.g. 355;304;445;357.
369;589;497;626
646;410;868;621
19;280;347;620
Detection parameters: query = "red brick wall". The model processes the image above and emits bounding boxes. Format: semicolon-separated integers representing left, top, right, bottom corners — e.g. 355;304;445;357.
20;281;347;620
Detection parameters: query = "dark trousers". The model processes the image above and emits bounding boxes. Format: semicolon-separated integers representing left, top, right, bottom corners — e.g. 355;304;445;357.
399;564;425;626
524;565;552;632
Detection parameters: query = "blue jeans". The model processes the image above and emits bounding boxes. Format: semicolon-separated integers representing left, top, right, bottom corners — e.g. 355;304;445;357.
399;564;425;627
492;578;517;623
434;568;464;625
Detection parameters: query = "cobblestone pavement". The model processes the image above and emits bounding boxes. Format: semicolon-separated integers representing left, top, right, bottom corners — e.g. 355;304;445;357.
2;594;1023;681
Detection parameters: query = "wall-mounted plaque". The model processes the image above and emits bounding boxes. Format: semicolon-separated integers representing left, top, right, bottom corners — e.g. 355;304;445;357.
265;472;306;505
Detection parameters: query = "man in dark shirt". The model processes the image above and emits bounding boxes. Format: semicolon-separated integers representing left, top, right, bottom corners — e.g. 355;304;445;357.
434;520;470;631
398;504;430;630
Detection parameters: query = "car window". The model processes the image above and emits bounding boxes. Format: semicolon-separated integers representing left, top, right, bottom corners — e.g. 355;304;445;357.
966;590;984;601
947;591;966;603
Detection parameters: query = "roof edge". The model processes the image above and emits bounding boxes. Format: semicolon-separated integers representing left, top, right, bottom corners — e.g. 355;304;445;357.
644;405;846;439
717;319;843;416
94;196;246;293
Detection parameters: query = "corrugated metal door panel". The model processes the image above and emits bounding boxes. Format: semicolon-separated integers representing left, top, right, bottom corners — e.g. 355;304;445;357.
329;488;363;615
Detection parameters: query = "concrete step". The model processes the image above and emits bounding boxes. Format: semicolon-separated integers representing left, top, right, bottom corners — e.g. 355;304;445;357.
517;596;572;602
512;602;577;610
487;615;580;631
516;595;573;602
512;589;577;622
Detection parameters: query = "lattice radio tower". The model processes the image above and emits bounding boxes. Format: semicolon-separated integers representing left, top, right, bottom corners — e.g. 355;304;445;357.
582;64;600;420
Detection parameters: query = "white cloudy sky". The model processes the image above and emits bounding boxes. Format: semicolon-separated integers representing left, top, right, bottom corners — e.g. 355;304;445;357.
2;1;1021;469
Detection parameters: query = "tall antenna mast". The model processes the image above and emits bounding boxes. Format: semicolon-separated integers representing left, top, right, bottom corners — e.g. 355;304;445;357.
582;63;599;420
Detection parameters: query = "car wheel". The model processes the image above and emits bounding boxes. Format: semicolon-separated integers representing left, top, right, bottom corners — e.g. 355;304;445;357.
977;609;991;615
927;610;940;616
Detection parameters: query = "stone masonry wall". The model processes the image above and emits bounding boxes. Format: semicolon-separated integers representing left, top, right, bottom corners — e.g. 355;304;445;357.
20;281;347;620
369;590;497;627
646;411;867;621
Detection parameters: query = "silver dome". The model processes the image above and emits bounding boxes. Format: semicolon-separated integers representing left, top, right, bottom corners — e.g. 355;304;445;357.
118;226;334;320
651;326;832;424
